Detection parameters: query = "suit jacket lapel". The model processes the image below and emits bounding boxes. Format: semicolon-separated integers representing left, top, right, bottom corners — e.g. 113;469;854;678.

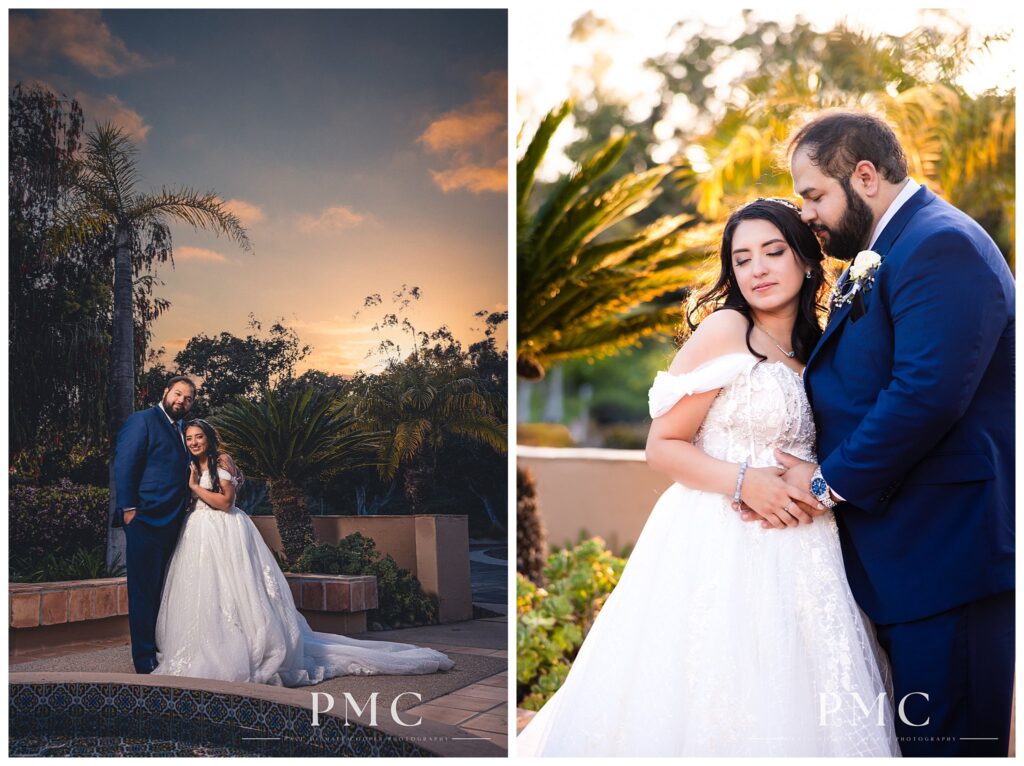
806;298;855;374
805;185;935;380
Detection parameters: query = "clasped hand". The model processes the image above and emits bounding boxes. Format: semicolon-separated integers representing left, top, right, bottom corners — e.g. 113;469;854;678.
734;450;829;529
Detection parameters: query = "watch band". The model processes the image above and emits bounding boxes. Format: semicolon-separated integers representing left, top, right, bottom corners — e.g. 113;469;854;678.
811;467;838;509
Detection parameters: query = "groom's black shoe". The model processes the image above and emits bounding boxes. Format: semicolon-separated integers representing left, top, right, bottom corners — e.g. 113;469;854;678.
134;659;158;674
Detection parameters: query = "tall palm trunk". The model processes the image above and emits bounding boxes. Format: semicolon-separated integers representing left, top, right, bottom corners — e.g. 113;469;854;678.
402;451;438;514
270;477;316;563
107;224;134;570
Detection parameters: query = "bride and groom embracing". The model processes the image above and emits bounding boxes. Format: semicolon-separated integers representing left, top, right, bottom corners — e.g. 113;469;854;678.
517;111;1014;757
112;376;454;687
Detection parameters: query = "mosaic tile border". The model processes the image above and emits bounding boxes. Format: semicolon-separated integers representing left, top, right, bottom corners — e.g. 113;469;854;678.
10;682;431;758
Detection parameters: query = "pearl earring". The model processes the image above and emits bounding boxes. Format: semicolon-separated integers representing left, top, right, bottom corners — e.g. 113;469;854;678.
805;272;813;279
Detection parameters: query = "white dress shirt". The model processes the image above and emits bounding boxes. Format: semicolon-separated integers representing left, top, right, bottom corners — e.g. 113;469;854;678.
868;177;921;250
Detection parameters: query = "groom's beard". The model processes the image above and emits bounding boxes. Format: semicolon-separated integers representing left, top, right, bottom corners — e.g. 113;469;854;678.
810;178;875;261
162;395;187;420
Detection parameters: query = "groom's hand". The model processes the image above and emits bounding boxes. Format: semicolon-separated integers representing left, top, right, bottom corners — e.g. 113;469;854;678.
775;450;831;518
738;451;828;526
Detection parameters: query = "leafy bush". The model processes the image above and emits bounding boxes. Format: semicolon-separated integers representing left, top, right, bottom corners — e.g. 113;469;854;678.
598;423;650;449
517;537;626;710
10;544;125;582
516;466;547;585
10;444;110;487
291;532;438;630
10;480;109;563
516;422;574;447
589;387;650;425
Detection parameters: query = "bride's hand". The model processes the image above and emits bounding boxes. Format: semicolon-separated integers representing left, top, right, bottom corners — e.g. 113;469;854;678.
738;466;822;529
188;463;200;489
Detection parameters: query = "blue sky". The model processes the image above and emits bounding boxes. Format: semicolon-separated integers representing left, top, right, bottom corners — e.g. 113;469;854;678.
10;9;508;374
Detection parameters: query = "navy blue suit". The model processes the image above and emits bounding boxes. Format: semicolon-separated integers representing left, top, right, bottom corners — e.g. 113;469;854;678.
113;404;192;673
805;186;1014;756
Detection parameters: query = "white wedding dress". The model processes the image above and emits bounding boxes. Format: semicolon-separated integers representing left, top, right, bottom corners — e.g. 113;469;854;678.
517;353;900;757
152;467;454;686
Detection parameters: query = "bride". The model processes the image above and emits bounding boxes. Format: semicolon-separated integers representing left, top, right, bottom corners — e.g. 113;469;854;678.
152;418;454;686
516;198;900;756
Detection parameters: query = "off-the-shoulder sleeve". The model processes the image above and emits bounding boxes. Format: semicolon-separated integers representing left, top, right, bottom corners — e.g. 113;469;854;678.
648;353;757;418
216;467;238;486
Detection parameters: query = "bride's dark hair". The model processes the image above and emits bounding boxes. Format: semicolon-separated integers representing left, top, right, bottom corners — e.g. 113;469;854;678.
185;418;228;507
684;198;830;364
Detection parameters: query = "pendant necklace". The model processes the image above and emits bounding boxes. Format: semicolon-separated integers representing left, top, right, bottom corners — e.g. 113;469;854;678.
756;324;795;359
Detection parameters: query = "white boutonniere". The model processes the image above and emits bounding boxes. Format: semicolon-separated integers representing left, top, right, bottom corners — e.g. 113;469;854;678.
831;250;883;311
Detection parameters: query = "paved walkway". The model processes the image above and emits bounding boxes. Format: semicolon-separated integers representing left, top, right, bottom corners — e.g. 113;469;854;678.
11;616;510;753
469;539;507;612
353;615;509;749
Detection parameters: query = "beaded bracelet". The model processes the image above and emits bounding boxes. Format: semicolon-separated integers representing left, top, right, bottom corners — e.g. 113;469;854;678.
733;460;749;508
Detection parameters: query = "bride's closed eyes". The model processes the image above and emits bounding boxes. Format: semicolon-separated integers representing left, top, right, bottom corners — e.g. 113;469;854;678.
734;248;786;267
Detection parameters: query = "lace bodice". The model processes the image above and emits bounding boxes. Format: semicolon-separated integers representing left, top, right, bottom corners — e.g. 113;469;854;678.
649;353;817;467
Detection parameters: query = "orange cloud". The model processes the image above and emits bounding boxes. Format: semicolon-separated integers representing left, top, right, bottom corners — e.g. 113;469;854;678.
164;338;190;352
419;109;505;154
297;205;367;233
418;71;507;195
176;246;229;263
430;159;508;194
223;199;265;226
74;91;150;142
10;10;154;78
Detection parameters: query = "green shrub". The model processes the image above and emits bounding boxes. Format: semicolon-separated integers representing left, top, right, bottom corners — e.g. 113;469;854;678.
516;465;547;585
517;537;626;710
10;444;110;487
291;532;438;630
598;423;650;449
10;480;109;563
10;544;125;583
516;422;574;447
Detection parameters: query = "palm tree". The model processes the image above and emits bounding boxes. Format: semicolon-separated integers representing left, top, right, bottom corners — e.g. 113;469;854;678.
214;386;384;563
352;360;506;513
57;124;252;431
678;24;1015;266
517;102;708;380
52;123;252;568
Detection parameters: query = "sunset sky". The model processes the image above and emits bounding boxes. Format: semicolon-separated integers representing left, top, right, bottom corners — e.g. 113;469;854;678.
9;9;508;375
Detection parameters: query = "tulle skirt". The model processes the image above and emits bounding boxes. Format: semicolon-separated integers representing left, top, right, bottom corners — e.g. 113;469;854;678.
153;506;454;686
517;483;900;757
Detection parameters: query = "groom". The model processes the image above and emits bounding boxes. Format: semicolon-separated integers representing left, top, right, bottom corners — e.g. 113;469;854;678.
757;111;1014;756
113;375;196;674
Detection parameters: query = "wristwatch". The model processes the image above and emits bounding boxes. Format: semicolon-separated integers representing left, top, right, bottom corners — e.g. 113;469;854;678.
810;467;838;509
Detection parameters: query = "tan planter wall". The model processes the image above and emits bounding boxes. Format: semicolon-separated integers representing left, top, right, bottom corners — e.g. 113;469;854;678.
517;447;672;555
251;514;473;624
9;573;376;659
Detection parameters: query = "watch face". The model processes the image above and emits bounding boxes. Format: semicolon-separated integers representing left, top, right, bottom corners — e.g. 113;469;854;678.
811;477;827;497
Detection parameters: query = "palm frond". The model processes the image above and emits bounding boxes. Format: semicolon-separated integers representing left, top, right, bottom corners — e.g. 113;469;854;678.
517;101;572;213
129;187;252;252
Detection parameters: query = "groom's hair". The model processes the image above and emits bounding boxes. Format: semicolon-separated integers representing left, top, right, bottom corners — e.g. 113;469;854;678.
788;111;908;184
164;375;197;393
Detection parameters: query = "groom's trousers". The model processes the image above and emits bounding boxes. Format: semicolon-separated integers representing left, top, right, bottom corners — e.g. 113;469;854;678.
123;514;185;674
874;589;1014;757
